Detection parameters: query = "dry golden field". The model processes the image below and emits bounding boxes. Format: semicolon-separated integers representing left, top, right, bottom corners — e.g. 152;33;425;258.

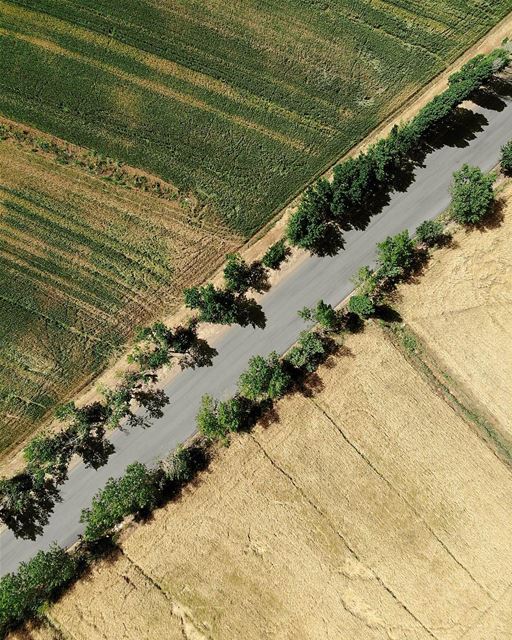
0;139;239;459
398;185;512;437
19;313;512;639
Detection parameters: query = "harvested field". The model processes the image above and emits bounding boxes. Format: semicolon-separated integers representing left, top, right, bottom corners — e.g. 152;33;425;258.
0;140;239;457
398;186;512;436
1;0;510;234
31;324;512;639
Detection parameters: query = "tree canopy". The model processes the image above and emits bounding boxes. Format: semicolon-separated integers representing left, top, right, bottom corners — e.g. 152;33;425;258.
450;164;495;224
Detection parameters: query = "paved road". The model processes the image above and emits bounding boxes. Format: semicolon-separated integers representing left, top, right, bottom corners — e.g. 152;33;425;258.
2;89;512;575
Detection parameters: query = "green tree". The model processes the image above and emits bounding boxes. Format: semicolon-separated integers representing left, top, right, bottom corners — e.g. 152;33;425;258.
287;180;344;256
376;230;416;281
196;394;247;441
450;164;495;224
501;140;512;175
164;446;194;484
299;300;338;331
261;239;290;270
184;283;265;328
415;219;445;247
129;320;217;371
24;431;74;485
102;373;169;430
351;265;379;297
348;294;375;319
223;254;269;294
285;331;326;373
0;545;78;636
56;402;114;471
80;462;159;542
238;352;290;402
0;474;60;540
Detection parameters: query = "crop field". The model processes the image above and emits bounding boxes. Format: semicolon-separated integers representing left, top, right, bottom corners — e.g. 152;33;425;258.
398;185;512;438
17;314;512;640
0;139;239;458
1;0;511;235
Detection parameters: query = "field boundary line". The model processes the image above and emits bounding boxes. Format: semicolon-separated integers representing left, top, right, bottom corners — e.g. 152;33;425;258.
248;431;440;639
308;390;496;601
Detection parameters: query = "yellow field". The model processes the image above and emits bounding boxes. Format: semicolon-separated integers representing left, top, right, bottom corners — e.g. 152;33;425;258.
19;316;512;639
0;140;240;457
398;185;512;436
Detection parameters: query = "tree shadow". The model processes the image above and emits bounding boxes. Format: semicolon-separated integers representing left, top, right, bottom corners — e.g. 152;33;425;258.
469;86;507;112
238;297;266;329
346;105;490;233
475;196;505;231
373;304;403;323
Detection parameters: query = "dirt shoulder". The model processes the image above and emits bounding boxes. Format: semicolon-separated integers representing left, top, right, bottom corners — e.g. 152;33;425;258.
2;13;511;476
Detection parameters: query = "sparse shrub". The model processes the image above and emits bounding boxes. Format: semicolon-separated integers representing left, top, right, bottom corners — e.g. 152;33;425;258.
415;219;445;247
501;140;512;175
348;294;375;319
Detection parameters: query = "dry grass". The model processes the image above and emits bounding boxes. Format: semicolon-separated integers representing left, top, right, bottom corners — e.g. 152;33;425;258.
36;323;512;639
398;186;512;435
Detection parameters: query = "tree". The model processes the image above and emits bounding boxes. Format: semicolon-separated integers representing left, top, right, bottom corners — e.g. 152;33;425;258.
348;294;375;319
223;253;269;294
0;473;60;540
287;180;345;256
501;140;512;175
415;219;445;247
24;431;74;485
196;394;248;441
450;164;495;224
129;320;217;371
0;544;78;636
262;239;290;270
238;352;290;402
351;265;379;297
285;331;326;373
331;156;376;226
164;446;194;484
184;283;265;328
376;230;416;282
80;462;159;542
102;372;169;430
299;300;338;331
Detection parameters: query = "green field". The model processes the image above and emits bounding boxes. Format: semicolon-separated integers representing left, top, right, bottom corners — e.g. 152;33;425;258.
1;0;510;235
0;140;238;457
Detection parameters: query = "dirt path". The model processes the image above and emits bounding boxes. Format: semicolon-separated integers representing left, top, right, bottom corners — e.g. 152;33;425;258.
2;12;512;477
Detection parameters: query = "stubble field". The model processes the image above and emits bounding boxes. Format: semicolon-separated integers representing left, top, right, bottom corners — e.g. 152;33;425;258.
1;0;511;234
0;139;239;458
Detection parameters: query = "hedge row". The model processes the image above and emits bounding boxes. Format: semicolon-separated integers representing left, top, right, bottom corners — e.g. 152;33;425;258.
286;49;509;256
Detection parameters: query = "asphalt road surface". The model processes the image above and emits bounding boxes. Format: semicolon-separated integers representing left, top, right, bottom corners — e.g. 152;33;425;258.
2;86;512;575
